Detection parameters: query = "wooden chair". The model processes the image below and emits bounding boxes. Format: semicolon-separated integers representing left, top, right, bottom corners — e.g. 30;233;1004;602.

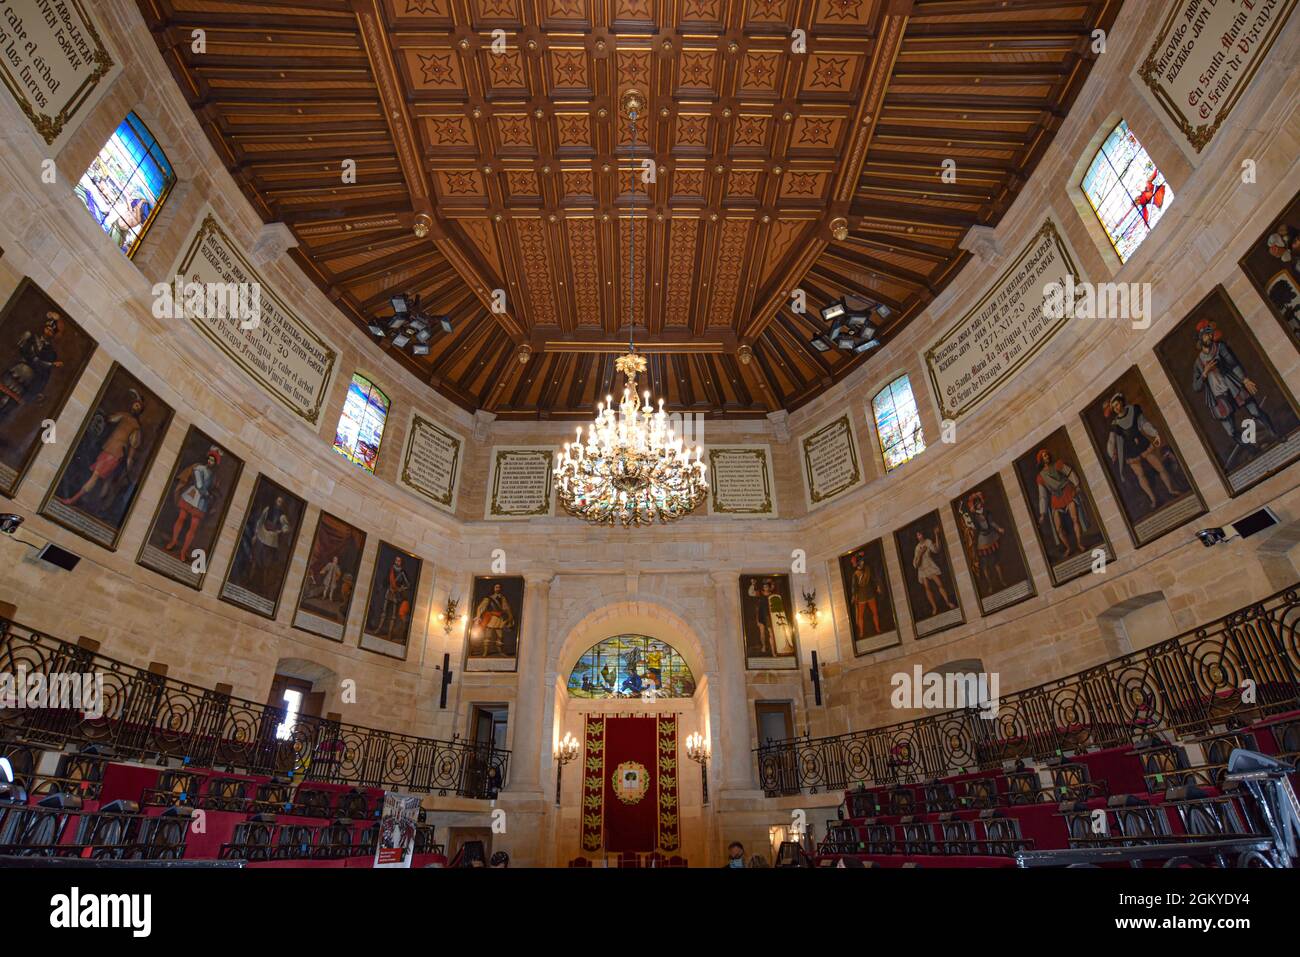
865;819;894;855
75;799;142;859
134;805;192;860
221;813;277;861
315;818;355;859
979;809;1027;856
886;787;916;816
937;812;974;854
899;816;931;855
963;777;998;809
202;777;248;812
1108;794;1170;845
923;781;957;813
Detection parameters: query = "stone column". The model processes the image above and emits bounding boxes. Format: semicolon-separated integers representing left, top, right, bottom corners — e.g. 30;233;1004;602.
509;571;553;794
711;569;757;792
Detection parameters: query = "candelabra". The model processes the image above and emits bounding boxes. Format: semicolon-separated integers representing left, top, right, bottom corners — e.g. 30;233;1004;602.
685;731;710;806
554;731;580;807
435;595;464;635
798;587;819;629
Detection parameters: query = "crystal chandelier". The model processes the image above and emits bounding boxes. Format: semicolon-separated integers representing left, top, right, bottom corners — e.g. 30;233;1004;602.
554;90;708;527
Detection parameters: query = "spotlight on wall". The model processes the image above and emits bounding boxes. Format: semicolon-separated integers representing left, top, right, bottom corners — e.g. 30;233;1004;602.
1196;507;1279;547
0;514;80;570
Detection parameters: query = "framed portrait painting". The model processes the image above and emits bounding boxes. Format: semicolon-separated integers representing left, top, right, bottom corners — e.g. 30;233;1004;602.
465;575;525;672
1010;426;1114;586
1238;187;1300;353
219;474;307;619
1079;366;1206;547
739;573;800;670
39;362;174;550
292;511;367;641
837;539;900;656
1154;286;1300;497
136;425;244;589
949;473;1036;616
0;278;97;497
892;510;965;638
360;541;424;659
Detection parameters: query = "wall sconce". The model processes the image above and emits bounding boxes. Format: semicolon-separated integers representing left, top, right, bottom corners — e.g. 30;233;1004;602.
435;595;462;635
554;731;580;807
797;588;819;629
685;732;710;806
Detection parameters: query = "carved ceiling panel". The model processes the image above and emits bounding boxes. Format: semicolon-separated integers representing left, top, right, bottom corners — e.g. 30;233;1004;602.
137;0;1120;418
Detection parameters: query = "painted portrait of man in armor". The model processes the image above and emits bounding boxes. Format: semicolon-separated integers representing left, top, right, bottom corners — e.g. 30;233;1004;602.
1155;286;1300;498
0;279;96;497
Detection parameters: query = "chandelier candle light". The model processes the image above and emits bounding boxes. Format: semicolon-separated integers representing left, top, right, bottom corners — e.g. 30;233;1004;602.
554;90;708;526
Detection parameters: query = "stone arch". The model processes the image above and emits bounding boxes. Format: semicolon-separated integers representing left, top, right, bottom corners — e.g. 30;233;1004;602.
271;657;339;692
1097;592;1178;653
551;594;717;682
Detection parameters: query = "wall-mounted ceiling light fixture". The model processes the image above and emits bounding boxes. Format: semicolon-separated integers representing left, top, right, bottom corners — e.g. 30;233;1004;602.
810;294;888;356
371;293;453;356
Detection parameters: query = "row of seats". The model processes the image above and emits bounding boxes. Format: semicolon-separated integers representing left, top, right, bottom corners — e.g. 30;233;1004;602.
817;715;1300;866
218;816;442;862
843;761;1107;820
824;808;1030;857
568;852;688;867
142;767;378;819
0;794;191;859
1137;719;1300;791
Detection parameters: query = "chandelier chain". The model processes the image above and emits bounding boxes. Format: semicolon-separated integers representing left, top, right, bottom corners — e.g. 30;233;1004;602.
552;91;708;527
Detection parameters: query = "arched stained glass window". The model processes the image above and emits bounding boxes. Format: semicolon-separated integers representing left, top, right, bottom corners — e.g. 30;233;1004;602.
333;372;389;473
74;112;176;260
567;634;695;699
1081;119;1173;264
872;374;925;472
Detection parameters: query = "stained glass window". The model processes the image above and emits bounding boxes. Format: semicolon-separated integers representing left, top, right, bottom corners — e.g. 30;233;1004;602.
333;373;389;473
872;374;925;472
74;113;176;260
567;635;696;699
1081;120;1173;264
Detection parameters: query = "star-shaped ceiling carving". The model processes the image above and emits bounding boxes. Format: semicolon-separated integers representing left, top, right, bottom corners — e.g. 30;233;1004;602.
138;0;1121;420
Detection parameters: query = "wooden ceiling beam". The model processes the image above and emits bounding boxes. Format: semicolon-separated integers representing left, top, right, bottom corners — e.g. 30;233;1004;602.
349;0;523;340
305;228;410;259
739;3;911;344
329;242;435;285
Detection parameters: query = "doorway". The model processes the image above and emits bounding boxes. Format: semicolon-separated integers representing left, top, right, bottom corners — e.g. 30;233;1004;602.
268;674;323;740
755;700;794;745
755;700;798;795
465;704;508;797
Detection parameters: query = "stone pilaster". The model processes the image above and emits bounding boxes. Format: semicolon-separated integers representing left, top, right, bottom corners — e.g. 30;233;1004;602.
710;569;757;793
508;571;553;794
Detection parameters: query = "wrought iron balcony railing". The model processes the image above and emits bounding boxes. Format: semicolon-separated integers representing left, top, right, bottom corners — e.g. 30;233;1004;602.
0;616;508;799
755;583;1300;796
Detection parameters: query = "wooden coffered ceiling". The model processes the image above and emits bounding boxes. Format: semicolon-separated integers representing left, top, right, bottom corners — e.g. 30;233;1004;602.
137;0;1121;419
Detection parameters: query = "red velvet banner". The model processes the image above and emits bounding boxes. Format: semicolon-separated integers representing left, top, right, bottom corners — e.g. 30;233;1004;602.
603;716;658;852
580;714;680;856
